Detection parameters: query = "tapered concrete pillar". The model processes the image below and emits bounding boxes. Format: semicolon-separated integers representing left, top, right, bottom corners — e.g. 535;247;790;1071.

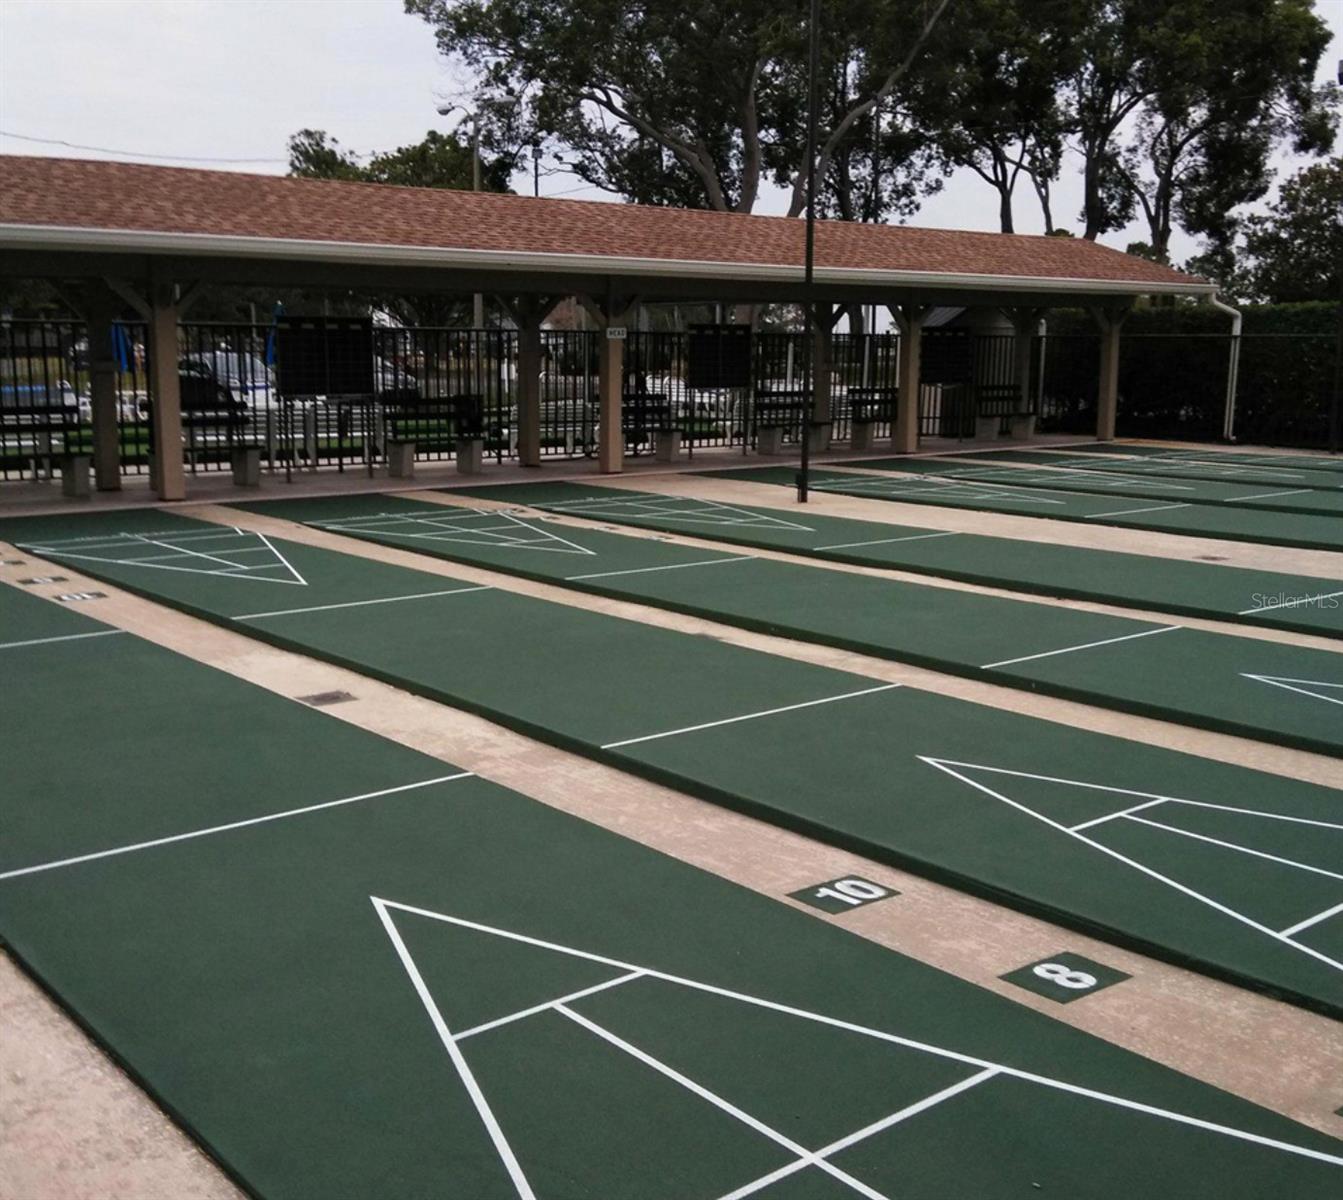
597;331;624;474
890;304;930;453
1090;306;1127;442
147;286;186;500
810;312;833;451
517;317;543;467
86;295;121;491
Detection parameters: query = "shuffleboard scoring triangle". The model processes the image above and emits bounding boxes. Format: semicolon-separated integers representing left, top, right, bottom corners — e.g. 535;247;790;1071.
373;899;632;1036
1242;674;1343;708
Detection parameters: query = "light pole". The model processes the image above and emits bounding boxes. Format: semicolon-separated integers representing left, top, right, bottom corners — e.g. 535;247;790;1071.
797;0;821;502
437;104;486;328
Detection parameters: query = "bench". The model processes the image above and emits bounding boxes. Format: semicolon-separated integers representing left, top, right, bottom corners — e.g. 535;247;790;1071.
846;388;898;451
975;384;1036;439
384;393;486;475
622;393;673;455
753;393;807;455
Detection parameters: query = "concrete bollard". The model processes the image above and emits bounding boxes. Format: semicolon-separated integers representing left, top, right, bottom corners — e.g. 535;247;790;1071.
230;446;261;487
60;454;92;499
850;422;876;452
388;440;416;479
757;426;785;455
807;422;832;455
455;438;484;475
1009;414;1038;439
975;416;1001;441
654;428;683;463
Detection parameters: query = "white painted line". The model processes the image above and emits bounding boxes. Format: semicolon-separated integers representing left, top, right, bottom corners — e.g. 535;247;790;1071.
1083;502;1191;519
254;531;308;586
1238;590;1343;616
235;585;492;620
1231;488;1311;502
566;556;754;582
920;758;1343;976
453;971;646;1042
373;898;537;1200
1242;673;1343;707
1280;901;1343;938
811;1067;1001;1159
0;629;126;652
1123;814;1343;881
1069;798;1168;832
980;625;1179;670
0;773;474;882
555;1004;892;1200
379;901;1343;1170
813;532;959;551
601;683;904;750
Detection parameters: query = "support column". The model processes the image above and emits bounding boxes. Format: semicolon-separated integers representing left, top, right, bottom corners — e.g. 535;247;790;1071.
86;293;121;491
890;304;930;454
516;317;543;468
810;306;834;452
147;284;186;500
1007;306;1044;439
597;331;624;474
1090;306;1127;442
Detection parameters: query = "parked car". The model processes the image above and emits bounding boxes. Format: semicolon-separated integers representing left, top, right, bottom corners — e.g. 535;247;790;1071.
136;361;248;427
179;350;277;412
0;380;88;425
373;355;420;403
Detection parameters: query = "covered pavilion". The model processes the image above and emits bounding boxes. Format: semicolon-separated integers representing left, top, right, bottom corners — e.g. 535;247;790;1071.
0;155;1215;500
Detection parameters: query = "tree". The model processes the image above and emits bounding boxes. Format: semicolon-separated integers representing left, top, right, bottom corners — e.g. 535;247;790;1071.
405;0;953;220
934;0;1083;233
1238;158;1343;303
1060;0;1337;247
287;128;512;192
1115;0;1337;262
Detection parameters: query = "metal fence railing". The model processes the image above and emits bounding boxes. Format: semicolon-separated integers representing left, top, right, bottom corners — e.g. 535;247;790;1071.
4;317;1337;485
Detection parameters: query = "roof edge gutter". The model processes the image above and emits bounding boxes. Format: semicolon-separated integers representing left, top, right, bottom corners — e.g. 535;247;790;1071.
0;223;1215;298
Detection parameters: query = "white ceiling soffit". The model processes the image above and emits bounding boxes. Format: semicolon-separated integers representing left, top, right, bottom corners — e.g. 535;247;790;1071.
0;223;1216;297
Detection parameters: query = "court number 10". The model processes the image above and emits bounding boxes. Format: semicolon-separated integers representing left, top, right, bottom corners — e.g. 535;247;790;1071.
814;878;890;906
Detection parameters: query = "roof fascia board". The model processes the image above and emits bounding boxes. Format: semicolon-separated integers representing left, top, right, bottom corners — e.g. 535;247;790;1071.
0;223;1215;298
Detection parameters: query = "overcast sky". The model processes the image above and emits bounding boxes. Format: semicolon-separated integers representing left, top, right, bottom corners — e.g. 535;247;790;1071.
2;0;1340;269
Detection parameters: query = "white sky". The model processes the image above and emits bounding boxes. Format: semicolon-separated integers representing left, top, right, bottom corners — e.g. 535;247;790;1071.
2;0;1340;268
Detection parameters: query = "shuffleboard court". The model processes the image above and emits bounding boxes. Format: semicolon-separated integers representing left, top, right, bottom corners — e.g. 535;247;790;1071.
1063;443;1343;474
231;491;1343;758
15;594;1340;1195
692;464;1343;552
842;455;1343;518
440;480;1343;640
956;448;1343;491
6;509;1342;1015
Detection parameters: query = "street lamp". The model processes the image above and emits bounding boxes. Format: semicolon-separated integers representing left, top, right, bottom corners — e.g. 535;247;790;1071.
437;103;486;329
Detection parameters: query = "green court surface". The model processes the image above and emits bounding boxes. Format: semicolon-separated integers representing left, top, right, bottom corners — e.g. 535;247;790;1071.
446;480;1343;640
844;455;1343;518
6;509;1342;1017
15;592;1340;1196
229;491;1343;759
1065;443;1343;474
695;464;1343;552
957;447;1343;491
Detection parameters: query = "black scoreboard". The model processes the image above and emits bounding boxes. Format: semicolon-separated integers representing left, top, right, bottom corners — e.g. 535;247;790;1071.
275;317;375;397
687;324;753;390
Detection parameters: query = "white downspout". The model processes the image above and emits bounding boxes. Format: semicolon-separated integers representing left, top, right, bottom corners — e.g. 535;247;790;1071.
1207;295;1242;441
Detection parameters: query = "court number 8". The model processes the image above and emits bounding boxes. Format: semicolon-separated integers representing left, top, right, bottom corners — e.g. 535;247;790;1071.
1032;962;1097;990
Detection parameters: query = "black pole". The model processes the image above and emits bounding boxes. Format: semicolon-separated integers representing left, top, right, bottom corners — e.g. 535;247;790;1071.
798;0;820;503
1330;293;1341;454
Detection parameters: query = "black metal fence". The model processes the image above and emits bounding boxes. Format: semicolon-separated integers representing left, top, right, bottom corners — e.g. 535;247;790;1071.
3;316;1337;483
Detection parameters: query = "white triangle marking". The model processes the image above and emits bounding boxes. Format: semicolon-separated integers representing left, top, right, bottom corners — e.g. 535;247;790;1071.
1243;674;1343;708
314;509;598;556
920;758;1343;974
371;895;1343;1199
19;528;308;585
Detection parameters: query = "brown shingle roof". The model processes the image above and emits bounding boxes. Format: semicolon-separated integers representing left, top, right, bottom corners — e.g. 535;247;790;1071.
0;155;1206;291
